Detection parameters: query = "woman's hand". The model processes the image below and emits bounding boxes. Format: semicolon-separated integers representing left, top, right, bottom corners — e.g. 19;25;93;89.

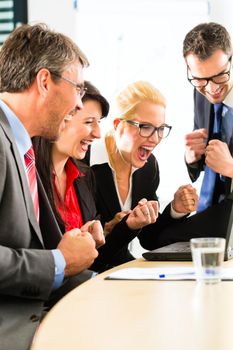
126;198;159;230
81;220;105;248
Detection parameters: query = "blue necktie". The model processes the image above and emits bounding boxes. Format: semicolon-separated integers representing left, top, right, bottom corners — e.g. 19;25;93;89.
197;103;222;212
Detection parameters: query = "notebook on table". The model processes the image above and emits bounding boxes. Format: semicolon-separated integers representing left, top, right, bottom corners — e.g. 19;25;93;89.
143;196;233;262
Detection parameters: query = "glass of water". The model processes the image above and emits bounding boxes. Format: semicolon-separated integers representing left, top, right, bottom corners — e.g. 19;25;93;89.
190;237;226;284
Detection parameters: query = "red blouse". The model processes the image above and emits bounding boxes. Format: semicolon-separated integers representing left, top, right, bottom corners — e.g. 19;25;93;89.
54;159;84;231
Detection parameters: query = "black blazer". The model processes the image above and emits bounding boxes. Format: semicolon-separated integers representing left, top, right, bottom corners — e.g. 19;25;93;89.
92;154;159;223
92;154;184;266
187;89;233;202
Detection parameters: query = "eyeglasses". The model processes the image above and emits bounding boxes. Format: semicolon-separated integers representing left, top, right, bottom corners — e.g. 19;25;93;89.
187;56;232;88
52;72;87;98
124;120;172;139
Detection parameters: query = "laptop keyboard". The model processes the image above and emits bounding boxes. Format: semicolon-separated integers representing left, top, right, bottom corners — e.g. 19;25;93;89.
170;242;191;252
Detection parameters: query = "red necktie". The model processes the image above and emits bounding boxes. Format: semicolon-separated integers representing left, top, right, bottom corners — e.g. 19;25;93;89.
24;146;40;222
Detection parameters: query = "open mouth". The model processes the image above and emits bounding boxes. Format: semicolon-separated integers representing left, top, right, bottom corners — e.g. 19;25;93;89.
138;146;152;161
80;140;92;152
206;86;224;99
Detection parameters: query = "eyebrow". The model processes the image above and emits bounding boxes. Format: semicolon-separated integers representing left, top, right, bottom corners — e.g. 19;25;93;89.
69;106;80;115
137;121;166;127
188;61;230;80
82;114;102;120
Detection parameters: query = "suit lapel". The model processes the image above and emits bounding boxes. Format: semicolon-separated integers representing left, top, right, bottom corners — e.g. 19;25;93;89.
37;175;62;247
74;177;96;223
97;164;122;215
132;171;142;208
0;110;44;245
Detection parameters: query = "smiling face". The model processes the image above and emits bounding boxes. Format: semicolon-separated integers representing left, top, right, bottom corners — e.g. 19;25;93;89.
186;49;233;104
114;100;165;168
54;99;102;160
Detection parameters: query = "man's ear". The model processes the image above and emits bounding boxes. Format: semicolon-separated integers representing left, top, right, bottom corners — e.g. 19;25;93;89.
36;69;51;96
113;118;122;130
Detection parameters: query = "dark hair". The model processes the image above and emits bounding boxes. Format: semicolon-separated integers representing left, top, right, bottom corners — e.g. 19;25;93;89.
83;81;109;117
32;137;62;225
183;22;232;60
0;23;89;92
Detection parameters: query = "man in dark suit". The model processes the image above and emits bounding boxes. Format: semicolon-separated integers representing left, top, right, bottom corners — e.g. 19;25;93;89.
183;22;233;207
144;23;233;249
0;24;99;350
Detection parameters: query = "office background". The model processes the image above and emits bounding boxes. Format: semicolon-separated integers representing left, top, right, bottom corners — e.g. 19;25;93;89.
1;0;232;255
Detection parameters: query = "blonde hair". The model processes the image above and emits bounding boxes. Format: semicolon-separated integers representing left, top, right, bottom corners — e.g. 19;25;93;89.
105;80;166;169
116;80;166;118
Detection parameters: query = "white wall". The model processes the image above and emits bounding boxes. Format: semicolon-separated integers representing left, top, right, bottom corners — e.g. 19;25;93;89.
28;0;77;40
209;0;233;38
27;0;233;47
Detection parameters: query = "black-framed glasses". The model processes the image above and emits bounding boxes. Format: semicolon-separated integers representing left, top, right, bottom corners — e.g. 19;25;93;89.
187;56;232;88
124;120;172;139
52;72;87;98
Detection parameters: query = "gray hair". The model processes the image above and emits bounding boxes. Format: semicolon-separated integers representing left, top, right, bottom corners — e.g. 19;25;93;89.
0;23;89;92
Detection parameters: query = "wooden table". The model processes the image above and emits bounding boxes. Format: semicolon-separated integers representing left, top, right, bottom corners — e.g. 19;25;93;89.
31;259;233;350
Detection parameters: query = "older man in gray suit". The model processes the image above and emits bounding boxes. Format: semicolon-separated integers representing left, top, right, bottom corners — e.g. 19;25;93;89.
0;24;101;350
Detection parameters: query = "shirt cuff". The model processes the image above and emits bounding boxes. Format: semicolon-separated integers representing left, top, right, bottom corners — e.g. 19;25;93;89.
51;249;66;290
170;203;186;219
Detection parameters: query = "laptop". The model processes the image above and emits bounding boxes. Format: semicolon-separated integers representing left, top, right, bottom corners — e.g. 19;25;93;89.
142;198;233;262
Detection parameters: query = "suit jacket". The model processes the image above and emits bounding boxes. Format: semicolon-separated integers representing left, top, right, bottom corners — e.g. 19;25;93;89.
187;89;233;201
91;154;183;266
0;109;64;350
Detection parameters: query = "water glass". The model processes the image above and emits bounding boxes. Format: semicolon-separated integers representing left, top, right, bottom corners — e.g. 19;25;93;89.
190;237;226;284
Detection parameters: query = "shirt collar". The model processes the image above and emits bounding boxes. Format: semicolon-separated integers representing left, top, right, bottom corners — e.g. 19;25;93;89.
223;86;233;108
65;159;82;188
0;99;31;159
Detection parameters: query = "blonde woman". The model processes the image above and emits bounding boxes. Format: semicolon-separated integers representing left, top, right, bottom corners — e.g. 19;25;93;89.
91;81;198;268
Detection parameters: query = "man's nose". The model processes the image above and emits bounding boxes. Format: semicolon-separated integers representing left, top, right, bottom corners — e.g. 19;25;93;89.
76;95;84;110
205;80;221;92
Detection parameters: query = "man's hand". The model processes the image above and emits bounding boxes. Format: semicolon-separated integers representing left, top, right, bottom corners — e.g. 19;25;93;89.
205;139;233;177
172;184;198;213
81;220;105;248
185;128;208;164
57;229;98;277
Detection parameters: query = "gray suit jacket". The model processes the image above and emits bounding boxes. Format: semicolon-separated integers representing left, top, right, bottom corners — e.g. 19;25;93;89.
0;109;61;350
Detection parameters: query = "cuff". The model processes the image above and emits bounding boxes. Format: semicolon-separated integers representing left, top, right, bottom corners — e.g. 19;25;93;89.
170;203;187;219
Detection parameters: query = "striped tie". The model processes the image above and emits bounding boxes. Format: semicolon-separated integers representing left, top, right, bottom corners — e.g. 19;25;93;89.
24;146;39;222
